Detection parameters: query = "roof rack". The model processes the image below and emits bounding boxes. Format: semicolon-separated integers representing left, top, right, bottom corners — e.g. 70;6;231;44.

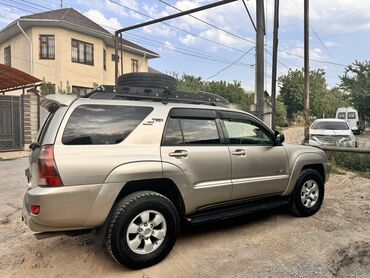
84;85;230;107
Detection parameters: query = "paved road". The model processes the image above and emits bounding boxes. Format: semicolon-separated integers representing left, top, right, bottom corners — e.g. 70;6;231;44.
0;158;369;278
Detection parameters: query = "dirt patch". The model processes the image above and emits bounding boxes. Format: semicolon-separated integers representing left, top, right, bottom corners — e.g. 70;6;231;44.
331;241;370;278
0;158;369;277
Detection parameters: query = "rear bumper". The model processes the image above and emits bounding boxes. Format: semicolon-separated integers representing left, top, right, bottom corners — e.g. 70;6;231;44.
22;184;103;233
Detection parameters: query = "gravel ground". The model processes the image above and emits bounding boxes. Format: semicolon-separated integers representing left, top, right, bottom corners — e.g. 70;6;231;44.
0;157;369;278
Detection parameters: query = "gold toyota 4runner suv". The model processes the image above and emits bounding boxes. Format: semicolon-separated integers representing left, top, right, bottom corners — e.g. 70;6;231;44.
23;73;329;269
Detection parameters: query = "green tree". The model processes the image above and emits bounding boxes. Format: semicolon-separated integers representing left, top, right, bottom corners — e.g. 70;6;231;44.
340;60;370;120
39;77;55;96
275;99;288;127
173;74;254;112
278;69;331;120
322;87;350;118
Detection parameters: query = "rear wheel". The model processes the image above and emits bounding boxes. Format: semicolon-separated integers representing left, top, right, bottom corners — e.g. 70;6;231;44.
289;169;324;217
105;191;179;269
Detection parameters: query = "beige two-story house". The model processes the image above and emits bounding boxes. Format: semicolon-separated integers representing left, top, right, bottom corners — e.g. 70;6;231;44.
0;8;159;95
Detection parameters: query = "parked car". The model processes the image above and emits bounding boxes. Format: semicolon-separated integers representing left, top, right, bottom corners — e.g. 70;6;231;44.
309;118;357;147
23;73;329;269
336;107;364;134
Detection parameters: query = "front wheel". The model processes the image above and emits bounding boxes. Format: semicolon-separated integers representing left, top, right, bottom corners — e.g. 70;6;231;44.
105;191;179;269
289;169;324;217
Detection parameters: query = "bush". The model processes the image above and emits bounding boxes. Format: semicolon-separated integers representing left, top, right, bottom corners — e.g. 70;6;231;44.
327;151;370;178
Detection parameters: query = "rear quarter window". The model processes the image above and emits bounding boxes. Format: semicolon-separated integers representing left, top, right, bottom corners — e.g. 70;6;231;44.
62;105;153;145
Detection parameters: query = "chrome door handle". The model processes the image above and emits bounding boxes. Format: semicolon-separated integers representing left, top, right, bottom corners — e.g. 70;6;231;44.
169;150;188;158
232;149;246;156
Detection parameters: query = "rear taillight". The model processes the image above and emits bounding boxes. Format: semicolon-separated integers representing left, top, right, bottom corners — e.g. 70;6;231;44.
38;144;63;187
31;205;40;215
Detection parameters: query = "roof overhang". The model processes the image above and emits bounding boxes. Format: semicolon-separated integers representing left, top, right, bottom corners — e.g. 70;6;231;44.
0;19;159;59
0;63;41;93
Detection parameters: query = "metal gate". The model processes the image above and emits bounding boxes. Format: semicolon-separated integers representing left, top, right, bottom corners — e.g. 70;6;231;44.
0;95;23;151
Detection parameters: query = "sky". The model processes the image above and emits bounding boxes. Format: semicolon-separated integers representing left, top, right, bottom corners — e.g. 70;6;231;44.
1;0;369;92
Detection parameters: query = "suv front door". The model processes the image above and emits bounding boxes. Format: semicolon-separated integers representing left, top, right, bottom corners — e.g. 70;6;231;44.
219;111;289;200
161;108;232;210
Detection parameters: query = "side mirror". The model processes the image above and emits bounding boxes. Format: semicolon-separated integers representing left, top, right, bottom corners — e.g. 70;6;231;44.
274;131;285;145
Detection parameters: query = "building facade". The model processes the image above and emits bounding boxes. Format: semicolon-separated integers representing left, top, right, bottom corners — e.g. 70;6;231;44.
0;8;159;95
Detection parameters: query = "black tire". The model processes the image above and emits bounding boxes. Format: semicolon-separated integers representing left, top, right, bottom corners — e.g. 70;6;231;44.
289;169;324;217
117;72;177;91
105;191;179;269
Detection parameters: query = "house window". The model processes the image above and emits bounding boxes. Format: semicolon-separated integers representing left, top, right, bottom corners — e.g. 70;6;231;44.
103;49;106;71
39;35;55;59
4;46;11;66
131;59;139;72
71;39;94;65
72;86;93;97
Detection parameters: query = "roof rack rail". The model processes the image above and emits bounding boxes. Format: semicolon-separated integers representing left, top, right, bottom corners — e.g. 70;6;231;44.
84;85;230;107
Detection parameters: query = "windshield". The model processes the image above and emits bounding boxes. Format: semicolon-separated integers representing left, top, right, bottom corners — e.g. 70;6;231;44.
311;121;349;130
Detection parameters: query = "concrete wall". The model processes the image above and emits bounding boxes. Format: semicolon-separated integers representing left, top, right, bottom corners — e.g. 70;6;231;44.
0;29;32;74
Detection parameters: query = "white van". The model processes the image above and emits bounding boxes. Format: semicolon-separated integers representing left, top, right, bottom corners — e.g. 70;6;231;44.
336;107;363;134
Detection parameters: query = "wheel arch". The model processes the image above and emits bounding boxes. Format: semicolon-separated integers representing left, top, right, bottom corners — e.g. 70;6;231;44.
283;152;327;196
114;178;186;216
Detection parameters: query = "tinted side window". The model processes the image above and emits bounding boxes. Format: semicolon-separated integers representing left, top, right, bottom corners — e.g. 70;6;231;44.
62;105;153;145
222;118;273;145
180;118;220;145
163;118;183;145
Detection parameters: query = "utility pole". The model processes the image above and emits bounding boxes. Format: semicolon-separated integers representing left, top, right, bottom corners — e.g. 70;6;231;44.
61;0;63;9
303;0;310;143
255;0;265;121
271;0;279;130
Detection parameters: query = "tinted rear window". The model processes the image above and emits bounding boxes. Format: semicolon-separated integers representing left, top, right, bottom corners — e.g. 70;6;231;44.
162;117;220;145
163;118;183;145
62;105;153;145
181;118;220;144
311;121;349;130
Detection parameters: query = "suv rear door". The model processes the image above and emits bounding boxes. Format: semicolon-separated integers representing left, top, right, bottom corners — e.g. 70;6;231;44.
161;108;232;209
219;111;289;200
27;95;76;187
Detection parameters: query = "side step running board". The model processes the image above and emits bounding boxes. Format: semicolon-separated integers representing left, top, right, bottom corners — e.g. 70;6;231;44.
185;198;290;225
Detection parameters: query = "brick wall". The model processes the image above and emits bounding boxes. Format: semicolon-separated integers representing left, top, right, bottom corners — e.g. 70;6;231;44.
22;93;39;148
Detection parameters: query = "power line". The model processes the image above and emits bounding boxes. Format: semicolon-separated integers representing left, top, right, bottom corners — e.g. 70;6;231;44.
126;35;254;67
108;0;254;54
286;0;336;60
8;0;44;12
207;46;255;80
158;0;255;44
124;32;253;66
316;8;362;34
0;2;35;13
5;0;255;69
5;0;348;69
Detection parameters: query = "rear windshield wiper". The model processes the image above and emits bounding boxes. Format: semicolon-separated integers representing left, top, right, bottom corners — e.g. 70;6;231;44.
29;142;41;151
